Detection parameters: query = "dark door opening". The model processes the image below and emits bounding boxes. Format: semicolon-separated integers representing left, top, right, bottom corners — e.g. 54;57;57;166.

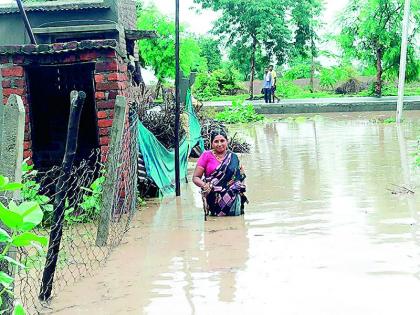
27;63;99;169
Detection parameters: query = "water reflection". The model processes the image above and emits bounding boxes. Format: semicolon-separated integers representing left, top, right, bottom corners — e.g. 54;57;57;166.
141;186;249;315
51;111;420;315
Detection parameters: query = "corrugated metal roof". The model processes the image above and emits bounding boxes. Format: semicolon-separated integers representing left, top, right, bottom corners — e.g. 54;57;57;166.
0;0;110;15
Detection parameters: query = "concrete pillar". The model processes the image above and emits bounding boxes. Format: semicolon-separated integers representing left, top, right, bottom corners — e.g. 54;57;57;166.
0;94;25;200
0;94;25;312
96;96;127;246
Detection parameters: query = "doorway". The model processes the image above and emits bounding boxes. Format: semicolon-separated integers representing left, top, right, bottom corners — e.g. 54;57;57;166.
27;63;99;169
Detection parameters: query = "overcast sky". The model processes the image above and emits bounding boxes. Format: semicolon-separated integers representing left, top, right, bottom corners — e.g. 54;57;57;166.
0;0;348;34
144;0;349;34
0;0;348;71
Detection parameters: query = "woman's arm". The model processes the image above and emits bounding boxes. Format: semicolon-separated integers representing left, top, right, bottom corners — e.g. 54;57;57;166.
192;165;208;189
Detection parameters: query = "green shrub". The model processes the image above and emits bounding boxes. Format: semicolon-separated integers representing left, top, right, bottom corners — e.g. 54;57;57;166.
67;176;105;225
283;63;312;80
21;162;104;226
319;68;337;89
193;65;241;101
276;80;304;98
193;72;219;101
358;82;398;96
21;162;54;225
0;175;47;313
215;100;264;124
320;64;357;89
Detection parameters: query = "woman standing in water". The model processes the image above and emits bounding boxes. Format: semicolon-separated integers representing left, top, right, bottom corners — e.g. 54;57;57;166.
192;129;247;217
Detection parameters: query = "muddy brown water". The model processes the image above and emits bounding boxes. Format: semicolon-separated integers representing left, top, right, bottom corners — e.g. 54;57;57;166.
49;111;420;314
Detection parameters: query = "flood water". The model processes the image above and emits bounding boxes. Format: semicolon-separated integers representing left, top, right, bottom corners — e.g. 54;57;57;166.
51;111;420;315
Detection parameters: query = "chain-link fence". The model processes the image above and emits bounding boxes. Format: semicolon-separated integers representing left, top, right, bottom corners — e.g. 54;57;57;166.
13;103;139;314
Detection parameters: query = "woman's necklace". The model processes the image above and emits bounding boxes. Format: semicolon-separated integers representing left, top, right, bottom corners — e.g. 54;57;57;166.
212;150;226;162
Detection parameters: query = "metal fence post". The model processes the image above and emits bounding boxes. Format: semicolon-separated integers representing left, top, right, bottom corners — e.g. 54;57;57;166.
0;94;25;313
96;96;127;246
39;91;86;302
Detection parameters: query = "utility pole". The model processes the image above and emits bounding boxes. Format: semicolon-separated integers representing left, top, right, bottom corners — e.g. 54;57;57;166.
174;0;181;196
396;0;411;123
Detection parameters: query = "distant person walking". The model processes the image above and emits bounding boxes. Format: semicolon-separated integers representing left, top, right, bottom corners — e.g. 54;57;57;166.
269;65;278;102
263;68;272;103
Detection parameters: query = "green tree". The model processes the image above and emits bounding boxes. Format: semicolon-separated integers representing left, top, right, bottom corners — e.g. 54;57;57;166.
290;0;323;92
194;0;291;99
338;0;420;96
291;0;323;59
197;37;222;72
137;5;206;94
228;43;270;81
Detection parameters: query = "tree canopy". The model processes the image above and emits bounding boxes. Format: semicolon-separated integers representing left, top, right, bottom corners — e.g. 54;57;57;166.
197;37;222;72
137;5;206;83
193;0;291;98
338;0;420;95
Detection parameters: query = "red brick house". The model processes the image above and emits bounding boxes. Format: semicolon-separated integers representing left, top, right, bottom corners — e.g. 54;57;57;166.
0;0;154;169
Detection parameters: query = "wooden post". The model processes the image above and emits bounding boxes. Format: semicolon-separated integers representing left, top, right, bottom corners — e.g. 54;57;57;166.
39;91;86;302
0;94;25;312
96;96;127;246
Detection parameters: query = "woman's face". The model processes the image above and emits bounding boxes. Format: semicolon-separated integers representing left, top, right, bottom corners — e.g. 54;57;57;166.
212;135;228;154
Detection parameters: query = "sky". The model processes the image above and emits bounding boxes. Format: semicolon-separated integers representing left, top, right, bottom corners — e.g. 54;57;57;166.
0;0;349;80
144;0;349;35
0;0;349;34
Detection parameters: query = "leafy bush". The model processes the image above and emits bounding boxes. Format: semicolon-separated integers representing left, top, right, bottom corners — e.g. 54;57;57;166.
319;68;337;89
283;62;312;80
21;162;104;226
320;64;357;89
21;162;53;225
193;65;241;101
275;80;304;98
66;176;105;225
193;72;219;100
358;82;398;97
215;100;264;124
0;175;47;313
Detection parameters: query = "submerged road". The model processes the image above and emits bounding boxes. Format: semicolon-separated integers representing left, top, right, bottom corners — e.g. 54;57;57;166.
52;111;420;314
204;96;420;114
204;95;420;107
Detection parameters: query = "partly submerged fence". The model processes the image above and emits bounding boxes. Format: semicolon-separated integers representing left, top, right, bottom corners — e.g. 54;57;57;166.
3;94;139;314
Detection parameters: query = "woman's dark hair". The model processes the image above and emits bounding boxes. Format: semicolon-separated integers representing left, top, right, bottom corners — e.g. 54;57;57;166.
210;129;228;143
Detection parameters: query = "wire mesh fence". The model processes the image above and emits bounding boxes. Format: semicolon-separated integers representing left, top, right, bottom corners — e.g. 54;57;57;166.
13;103;139;314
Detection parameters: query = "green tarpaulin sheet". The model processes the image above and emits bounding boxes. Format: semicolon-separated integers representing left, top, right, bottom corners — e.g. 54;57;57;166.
138;90;204;196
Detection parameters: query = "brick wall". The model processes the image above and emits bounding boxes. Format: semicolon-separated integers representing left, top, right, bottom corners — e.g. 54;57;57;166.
0;41;130;165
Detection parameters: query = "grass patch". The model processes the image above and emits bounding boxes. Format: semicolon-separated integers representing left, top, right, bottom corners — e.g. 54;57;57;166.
215;100;264;124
